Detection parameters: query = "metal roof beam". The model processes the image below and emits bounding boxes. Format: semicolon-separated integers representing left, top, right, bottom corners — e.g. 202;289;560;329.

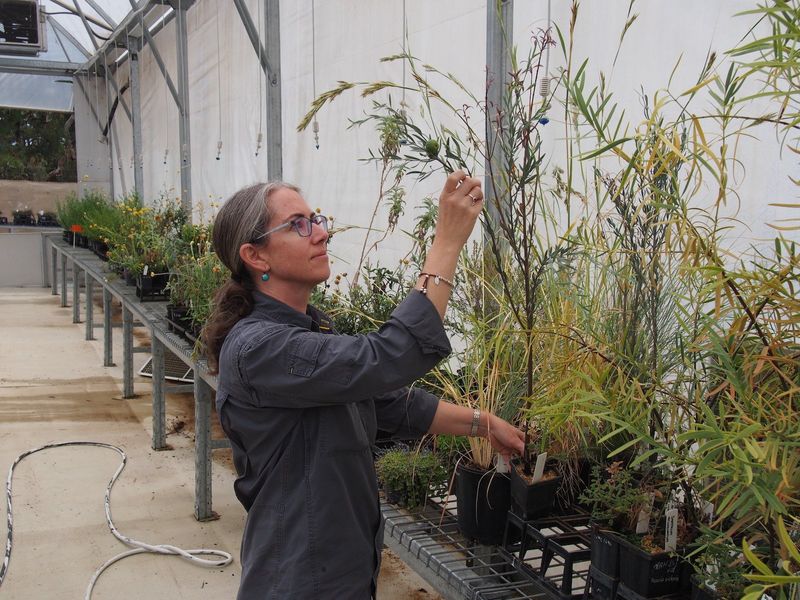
49;17;91;60
0;57;83;76
71;0;102;51
83;0;119;30
232;0;274;80
49;0;114;33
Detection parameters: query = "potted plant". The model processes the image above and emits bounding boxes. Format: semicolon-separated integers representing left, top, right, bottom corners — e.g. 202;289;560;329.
509;450;562;521
169;247;228;345
12;208;35;226
580;462;651;579
375;447;447;510
688;529;754;600
432;271;527;545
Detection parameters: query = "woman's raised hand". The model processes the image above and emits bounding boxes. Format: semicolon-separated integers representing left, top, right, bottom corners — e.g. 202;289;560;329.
433;170;484;250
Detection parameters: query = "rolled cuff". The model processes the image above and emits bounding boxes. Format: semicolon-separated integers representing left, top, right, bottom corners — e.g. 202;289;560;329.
391;290;452;357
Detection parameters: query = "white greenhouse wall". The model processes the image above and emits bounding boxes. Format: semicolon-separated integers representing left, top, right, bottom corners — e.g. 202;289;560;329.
76;0;798;277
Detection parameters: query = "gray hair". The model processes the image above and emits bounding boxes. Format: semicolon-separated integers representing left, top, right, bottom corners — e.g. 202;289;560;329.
212;181;301;281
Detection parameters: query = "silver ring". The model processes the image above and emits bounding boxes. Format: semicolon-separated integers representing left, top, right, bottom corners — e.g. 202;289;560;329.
467;192;479;205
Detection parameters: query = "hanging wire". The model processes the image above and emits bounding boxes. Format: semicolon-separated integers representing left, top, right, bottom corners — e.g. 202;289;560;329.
311;0;319;149
255;0;264;156
539;0;553;102
126;25;134;169
215;2;223;161
400;0;407;118
92;62;103;143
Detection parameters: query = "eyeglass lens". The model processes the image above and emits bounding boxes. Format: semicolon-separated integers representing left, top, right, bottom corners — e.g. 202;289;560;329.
295;214;328;236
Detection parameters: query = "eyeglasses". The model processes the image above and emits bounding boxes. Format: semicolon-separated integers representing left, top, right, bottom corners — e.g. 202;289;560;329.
251;213;328;242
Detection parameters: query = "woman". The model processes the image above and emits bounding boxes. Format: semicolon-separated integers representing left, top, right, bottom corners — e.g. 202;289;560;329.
205;172;525;599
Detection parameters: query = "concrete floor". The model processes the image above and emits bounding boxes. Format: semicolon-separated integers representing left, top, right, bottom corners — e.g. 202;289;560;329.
0;287;441;599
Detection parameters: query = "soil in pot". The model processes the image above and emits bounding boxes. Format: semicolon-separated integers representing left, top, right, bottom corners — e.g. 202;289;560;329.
509;459;562;520
455;461;511;546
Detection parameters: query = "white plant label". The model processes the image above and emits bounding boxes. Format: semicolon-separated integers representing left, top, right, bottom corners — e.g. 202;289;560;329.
636;492;655;534
494;454;510;474
532;452;547;483
143;265;149;276
664;507;678;552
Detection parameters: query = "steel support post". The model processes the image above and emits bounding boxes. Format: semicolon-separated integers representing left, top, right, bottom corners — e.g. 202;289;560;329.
194;375;215;521
85;272;94;340
122;307;134;398
40;234;49;287
103;288;114;367
485;0;513;231
60;254;68;307
265;0;282;180
72;264;81;323
174;4;193;216
129;36;145;199
51;246;58;295
151;335;168;450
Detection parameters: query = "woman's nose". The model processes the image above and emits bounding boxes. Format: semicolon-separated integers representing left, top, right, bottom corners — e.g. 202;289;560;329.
310;221;329;243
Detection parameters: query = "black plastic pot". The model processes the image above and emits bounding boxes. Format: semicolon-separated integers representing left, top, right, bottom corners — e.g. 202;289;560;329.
509;459;562;520
168;306;195;342
455;461;510;545
90;239;109;261
136;272;170;302
590;525;621;578
690;575;721;600
587;566;619;600
122;268;137;286
617;535;689;598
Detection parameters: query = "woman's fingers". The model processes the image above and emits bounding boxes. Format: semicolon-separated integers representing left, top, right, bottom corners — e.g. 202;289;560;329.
442;170;467;193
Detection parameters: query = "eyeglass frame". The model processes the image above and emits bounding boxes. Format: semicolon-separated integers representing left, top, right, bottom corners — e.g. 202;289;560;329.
250;213;328;243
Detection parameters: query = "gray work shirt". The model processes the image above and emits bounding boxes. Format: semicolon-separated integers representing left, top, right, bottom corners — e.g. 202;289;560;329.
216;290;451;599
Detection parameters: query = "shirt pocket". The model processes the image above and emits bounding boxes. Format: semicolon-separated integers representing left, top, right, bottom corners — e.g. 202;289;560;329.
287;334;324;378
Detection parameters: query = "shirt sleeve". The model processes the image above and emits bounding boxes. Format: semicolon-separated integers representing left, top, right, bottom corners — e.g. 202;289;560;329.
374;386;440;440
237;291;452;408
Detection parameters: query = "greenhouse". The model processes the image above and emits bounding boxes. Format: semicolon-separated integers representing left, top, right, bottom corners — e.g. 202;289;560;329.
0;0;798;598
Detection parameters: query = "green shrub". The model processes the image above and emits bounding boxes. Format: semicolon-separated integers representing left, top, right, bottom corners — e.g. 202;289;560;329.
375;449;447;510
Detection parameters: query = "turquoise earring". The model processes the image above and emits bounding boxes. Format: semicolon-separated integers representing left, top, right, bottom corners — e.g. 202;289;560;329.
261;272;270;282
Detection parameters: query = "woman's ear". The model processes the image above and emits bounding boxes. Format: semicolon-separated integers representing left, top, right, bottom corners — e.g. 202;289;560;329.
239;243;269;274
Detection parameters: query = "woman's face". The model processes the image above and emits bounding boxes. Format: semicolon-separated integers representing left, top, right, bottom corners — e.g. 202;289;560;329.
259;187;330;289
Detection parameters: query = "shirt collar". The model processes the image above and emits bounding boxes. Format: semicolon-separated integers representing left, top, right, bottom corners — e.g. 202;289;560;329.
252;290;333;333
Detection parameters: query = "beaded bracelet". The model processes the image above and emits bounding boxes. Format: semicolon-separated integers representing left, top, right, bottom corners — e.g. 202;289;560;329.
417;272;455;295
